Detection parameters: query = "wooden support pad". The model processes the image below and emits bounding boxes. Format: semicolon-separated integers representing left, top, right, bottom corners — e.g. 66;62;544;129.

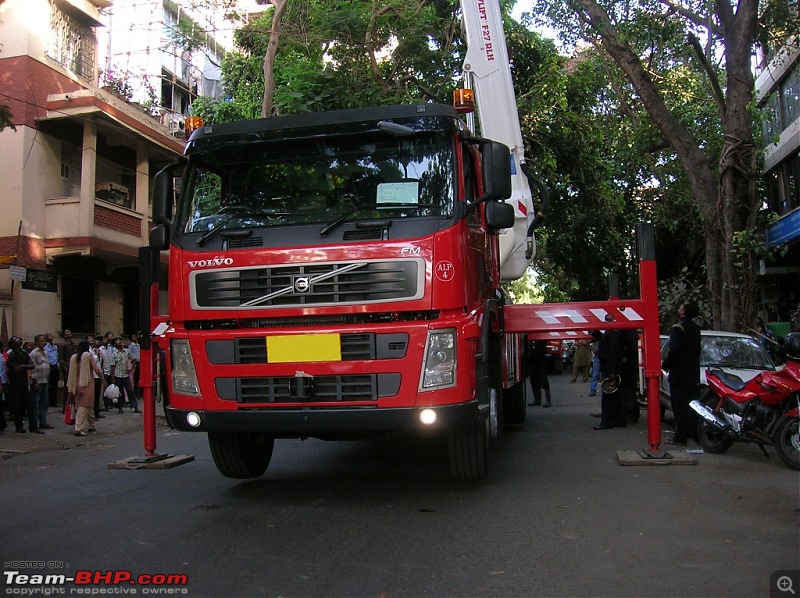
616;449;698;466
108;454;195;470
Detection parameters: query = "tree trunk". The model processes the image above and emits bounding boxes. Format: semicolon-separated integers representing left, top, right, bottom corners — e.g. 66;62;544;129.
261;0;288;118
715;0;759;331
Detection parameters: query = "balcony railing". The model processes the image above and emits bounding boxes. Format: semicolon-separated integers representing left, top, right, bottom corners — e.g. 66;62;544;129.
45;195;145;244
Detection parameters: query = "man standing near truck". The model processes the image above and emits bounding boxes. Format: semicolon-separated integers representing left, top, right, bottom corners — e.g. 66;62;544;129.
661;301;701;446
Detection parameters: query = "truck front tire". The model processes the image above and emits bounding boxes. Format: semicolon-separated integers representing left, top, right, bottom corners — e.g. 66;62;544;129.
447;421;488;479
208;431;275;479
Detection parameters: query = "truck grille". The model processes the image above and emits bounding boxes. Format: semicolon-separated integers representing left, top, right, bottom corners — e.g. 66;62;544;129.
216;374;401;403
192;259;422;309
206;333;409;364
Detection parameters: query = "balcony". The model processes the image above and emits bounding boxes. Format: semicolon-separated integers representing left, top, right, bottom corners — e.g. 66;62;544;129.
39;87;183;269
44;194;148;269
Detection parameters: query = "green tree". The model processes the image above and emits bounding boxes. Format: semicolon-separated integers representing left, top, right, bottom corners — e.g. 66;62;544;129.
192;0;464;122
532;0;798;332
508;25;678;304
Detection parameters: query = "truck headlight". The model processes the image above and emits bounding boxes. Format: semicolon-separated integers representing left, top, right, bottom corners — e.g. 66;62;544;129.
420;329;456;389
171;339;201;396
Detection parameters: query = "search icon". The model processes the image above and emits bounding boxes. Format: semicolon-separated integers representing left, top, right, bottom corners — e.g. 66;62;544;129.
777;576;796;595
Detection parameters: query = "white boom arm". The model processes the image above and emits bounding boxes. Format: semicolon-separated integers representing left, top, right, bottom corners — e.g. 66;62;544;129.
460;0;536;280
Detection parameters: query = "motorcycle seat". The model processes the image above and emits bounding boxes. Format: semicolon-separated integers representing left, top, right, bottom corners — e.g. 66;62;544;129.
707;367;747;391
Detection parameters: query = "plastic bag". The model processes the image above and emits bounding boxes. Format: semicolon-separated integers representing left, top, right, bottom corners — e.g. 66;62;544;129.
104;383;120;400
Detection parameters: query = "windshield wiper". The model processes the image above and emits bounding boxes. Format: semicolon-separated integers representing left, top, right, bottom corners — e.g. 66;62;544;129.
377;120;416;137
319;205;369;237
197;216;234;246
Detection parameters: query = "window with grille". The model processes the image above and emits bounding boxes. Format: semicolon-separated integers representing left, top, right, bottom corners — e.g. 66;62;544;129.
47;1;97;83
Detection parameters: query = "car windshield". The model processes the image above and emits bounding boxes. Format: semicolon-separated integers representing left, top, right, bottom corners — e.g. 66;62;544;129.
178;130;455;234
699;335;775;370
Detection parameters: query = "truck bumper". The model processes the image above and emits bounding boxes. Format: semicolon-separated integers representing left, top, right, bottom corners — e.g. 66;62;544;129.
165;400;485;437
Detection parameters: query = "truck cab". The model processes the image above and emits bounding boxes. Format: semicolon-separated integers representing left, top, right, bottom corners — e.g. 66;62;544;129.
150;103;524;479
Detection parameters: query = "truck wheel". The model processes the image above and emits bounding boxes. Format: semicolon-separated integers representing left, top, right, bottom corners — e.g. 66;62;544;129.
447;422;488;479
208;432;275;479
773;415;800;471
503;380;526;426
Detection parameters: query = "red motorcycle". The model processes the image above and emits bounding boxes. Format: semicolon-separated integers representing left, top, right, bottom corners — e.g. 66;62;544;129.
690;333;800;470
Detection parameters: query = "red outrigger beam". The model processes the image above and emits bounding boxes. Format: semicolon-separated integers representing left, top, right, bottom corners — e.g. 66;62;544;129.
505;224;663;451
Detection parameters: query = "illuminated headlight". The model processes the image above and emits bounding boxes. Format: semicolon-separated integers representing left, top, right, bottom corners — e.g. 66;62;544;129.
421;329;456;389
171;339;201;396
186;412;202;428
419;408;438;425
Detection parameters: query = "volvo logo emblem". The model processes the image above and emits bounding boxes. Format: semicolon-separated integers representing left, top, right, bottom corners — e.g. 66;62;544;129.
293;276;311;294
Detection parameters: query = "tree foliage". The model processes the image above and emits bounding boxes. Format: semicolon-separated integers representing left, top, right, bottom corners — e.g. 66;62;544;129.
192;0;464;121
529;0;797;332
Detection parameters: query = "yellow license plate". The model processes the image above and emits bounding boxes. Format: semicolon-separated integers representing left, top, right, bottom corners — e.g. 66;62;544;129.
266;333;342;363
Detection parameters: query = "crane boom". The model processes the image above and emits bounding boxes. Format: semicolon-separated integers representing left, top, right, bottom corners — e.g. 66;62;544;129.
460;0;536;280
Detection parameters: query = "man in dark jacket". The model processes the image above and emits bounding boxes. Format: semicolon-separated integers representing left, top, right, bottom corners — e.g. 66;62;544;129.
526;338;552;407
662;301;701;445
620;329;641;425
595;315;623;430
7;336;40;434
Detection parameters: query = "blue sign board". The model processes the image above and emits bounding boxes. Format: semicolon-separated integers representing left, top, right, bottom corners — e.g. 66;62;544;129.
765;208;800;247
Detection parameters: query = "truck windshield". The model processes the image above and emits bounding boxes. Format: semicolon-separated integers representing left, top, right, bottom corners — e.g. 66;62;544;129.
178;130;455;235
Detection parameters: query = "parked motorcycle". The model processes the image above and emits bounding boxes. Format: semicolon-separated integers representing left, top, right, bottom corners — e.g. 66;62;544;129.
690;333;800;470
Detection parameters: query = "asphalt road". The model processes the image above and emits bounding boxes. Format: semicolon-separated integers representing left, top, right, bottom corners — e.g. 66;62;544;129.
1;374;798;597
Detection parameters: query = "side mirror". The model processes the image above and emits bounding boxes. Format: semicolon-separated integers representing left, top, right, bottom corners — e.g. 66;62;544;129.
149;225;169;251
485;200;515;231
481;141;512;201
152;163;176;228
150;159;184;250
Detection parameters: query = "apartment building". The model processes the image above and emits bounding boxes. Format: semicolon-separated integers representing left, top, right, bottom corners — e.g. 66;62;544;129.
0;0;262;343
756;36;800;326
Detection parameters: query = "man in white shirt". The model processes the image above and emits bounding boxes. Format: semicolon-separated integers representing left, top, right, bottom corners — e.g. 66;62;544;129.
99;334;116;409
87;336;106;417
29;334;53;429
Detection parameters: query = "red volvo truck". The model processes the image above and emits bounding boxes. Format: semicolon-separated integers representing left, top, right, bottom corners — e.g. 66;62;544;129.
147;103;530;479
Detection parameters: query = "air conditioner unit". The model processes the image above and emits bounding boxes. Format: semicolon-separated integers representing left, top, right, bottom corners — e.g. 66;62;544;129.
169;114;186;137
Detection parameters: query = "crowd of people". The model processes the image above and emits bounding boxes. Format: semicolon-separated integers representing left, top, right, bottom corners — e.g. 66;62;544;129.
0;330;141;437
